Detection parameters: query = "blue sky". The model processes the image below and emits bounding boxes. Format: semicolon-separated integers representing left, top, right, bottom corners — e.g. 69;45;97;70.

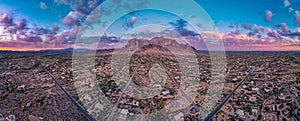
1;0;299;31
196;0;300;31
0;0;299;51
0;0;72;27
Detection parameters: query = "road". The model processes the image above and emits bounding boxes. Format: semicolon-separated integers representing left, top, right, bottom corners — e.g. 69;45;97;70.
204;66;257;121
285;86;300;108
158;62;208;118
41;63;96;121
106;66;138;121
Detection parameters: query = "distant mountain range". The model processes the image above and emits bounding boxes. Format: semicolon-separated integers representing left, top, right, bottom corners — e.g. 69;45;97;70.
1;36;300;53
125;36;195;50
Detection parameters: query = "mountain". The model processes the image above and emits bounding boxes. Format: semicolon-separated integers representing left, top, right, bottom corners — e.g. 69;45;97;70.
124;36;196;52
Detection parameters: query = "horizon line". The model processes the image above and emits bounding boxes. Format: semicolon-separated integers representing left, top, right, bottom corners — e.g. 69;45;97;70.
1;47;300;52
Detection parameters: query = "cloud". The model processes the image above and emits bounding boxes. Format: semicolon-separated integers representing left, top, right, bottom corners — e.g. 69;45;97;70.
254;24;264;34
204;30;300;51
242;23;252;30
58;0;104;27
70;0;91;15
276;23;290;34
43;34;56;43
15;19;27;30
53;26;79;45
0;12;66;48
1;0;300;51
295;11;300;25
265;10;273;23
54;0;70;5
100;35;120;43
20;36;43;43
247;24;263;37
266;28;280;39
170;19;187;31
177;29;199;36
169;19;199;37
284;0;290;7
1;13;14;27
289;7;294;13
228;23;238;29
33;27;59;35
40;2;48;9
0;7;89;49
281;32;300;40
123;16;137;30
62;11;83;27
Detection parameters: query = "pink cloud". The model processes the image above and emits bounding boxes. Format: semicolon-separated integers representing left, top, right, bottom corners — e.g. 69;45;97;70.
279;23;289;33
123;16;137;30
254;24;263;34
1;13;13;27
265;10;273;23
15;19;27;30
284;0;290;7
62;11;82;27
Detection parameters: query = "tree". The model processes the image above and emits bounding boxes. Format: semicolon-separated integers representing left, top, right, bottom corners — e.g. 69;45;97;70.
258;114;262;120
277;111;280;115
264;106;270;112
230;116;236;121
282;117;287;121
169;89;174;95
236;99;241;105
246;105;252;111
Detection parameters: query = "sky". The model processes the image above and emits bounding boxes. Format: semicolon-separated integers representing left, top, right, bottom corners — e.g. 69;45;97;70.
0;0;300;51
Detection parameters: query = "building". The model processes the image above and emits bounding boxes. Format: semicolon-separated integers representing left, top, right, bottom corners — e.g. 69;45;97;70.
173;112;184;121
236;109;245;119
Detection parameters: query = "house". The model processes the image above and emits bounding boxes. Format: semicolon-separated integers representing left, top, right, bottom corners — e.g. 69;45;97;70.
0;114;3;121
252;109;258;115
94;103;104;110
153;84;162;89
162;90;170;95
173;112;184;121
7;115;15;121
26;102;31;107
236;109;245;119
121;109;129;115
252;87;259;91
132;101;139;106
16;85;25;91
249;96;257;102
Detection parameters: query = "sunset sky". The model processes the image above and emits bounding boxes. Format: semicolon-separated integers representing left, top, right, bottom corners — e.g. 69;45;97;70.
0;0;300;51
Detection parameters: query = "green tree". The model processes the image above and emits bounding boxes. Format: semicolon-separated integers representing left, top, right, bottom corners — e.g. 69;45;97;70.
282;117;287;121
258;114;262;120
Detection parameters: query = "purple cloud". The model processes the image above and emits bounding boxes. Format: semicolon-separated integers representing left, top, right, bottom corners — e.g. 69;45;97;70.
276;23;290;34
123;16;137;30
242;23;252;30
254;24;263;34
265;10;273;23
169;19;199;37
284;0;290;7
58;0;104;27
20;36;43;43
1;13;14;27
266;28;280;39
62;11;83;27
15;19;27;30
